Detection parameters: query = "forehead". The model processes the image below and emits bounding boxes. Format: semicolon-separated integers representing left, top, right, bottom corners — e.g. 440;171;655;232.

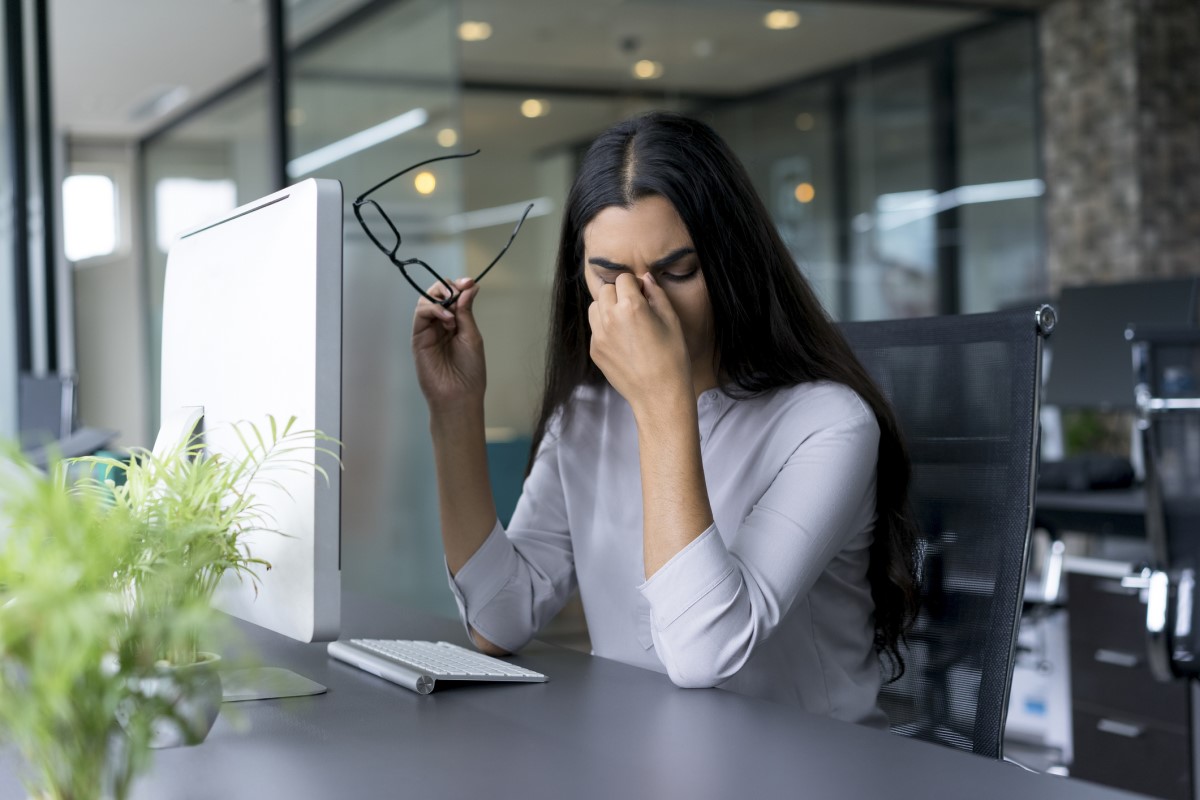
583;195;691;253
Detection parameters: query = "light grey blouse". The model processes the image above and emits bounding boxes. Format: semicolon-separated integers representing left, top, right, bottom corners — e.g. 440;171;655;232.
447;380;889;727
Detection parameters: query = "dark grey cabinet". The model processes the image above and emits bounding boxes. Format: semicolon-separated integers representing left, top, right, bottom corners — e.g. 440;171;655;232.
1068;571;1192;800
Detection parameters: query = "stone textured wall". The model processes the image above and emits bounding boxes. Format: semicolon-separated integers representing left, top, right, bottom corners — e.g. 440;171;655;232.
1040;0;1200;290
1135;0;1200;278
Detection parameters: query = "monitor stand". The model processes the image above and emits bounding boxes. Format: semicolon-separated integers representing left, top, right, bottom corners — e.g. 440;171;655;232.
220;668;327;701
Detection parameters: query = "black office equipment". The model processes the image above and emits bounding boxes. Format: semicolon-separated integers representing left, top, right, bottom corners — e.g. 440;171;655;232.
1043;278;1198;410
840;305;1053;759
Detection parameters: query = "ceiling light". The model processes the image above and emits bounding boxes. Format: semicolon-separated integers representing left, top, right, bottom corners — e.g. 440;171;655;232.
437;128;459;148
794;183;815;204
414;171;436;195
632;60;664;80
764;10;801;30
128;85;190;122
458;21;493;42
795;113;815;131
287;107;428;177
521;99;550;118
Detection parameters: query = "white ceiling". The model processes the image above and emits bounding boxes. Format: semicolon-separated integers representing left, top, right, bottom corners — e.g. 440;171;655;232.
51;0;993;141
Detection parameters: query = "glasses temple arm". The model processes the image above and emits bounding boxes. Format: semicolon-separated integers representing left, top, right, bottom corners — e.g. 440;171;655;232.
355;149;481;201
473;203;535;283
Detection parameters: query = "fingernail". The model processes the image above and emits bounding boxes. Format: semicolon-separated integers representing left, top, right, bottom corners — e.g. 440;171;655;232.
457;278;472;288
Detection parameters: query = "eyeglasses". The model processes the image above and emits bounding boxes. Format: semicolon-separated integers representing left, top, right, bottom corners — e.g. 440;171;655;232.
353;150;533;308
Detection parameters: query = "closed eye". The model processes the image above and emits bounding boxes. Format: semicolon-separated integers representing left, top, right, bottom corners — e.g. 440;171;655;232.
659;267;699;283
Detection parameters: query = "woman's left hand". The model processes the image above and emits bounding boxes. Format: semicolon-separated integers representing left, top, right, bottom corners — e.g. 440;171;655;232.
588;272;692;417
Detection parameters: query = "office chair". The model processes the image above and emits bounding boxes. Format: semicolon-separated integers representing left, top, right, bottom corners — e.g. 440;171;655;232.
840;305;1055;759
18;373;117;469
1125;327;1200;682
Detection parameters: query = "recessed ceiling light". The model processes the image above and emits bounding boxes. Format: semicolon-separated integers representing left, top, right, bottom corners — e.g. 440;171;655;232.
794;182;815;203
414;171;437;195
632;60;664;80
764;10;801;30
521;99;550;118
458;21;493;42
437;128;459;148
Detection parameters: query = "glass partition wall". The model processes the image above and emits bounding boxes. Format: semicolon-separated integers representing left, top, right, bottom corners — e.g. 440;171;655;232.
0;8;15;439
139;2;1042;618
141;80;273;425
290;0;464;613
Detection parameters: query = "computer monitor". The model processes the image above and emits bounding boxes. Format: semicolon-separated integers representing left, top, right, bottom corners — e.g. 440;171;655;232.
1043;278;1199;410
157;178;342;697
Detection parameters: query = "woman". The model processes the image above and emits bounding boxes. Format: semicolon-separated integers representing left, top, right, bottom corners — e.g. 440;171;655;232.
412;111;919;727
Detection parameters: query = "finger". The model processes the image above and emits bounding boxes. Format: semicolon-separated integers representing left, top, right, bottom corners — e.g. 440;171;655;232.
597;279;618;306
415;295;457;332
614;272;645;304
641;273;677;321
450;278;482;338
426;280;454;303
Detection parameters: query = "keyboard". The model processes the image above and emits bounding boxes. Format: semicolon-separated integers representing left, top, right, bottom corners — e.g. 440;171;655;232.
327;639;548;695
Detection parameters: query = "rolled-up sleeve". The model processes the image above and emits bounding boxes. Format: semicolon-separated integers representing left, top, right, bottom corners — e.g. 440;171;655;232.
446;420;575;653
638;410;879;688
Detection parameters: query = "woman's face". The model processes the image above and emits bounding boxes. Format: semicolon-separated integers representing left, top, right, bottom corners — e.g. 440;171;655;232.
581;195;716;384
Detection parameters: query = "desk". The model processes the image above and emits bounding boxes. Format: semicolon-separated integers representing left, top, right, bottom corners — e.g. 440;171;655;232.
0;592;1145;799
1036;488;1146;540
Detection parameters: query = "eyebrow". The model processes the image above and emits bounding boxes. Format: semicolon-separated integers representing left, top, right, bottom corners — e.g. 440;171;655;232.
588;247;696;272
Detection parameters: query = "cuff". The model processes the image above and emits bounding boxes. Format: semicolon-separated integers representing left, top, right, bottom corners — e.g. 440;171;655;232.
446;520;519;613
637;524;736;629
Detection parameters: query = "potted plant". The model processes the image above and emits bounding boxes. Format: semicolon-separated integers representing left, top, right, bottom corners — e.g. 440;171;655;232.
0;452;214;800
74;415;338;748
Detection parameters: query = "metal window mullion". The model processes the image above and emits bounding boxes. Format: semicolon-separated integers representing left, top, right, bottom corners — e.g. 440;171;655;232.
4;0;30;373
33;0;56;375
932;40;960;316
266;0;289;191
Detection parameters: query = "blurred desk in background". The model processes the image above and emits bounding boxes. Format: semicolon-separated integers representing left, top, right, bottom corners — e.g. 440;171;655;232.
1036;489;1146;541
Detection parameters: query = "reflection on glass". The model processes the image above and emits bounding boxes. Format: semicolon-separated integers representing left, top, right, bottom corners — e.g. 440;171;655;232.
850;61;936;321
956;19;1044;312
709;83;839;317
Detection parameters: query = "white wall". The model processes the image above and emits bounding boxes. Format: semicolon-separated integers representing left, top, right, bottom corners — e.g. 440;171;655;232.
68;140;151;448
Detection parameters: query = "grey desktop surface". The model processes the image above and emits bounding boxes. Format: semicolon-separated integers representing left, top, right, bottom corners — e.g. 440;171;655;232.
1;591;1146;800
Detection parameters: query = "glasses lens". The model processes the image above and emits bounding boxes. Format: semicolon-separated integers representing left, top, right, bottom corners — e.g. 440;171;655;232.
357;201;399;254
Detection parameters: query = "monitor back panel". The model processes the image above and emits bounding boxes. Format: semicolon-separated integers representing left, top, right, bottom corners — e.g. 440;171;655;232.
1044;278;1198;409
159;179;342;642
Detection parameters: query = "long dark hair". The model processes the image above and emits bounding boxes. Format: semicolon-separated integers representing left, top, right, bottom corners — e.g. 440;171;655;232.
528;111;920;680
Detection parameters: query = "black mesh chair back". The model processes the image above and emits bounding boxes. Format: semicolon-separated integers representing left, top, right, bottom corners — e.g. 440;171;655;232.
839;306;1054;759
1129;327;1200;680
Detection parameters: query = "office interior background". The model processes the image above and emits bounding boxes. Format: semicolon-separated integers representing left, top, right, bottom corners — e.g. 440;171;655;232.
1;0;1198;791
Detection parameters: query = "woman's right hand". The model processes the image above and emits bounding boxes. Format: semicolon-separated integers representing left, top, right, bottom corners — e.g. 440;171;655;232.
412;277;486;408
